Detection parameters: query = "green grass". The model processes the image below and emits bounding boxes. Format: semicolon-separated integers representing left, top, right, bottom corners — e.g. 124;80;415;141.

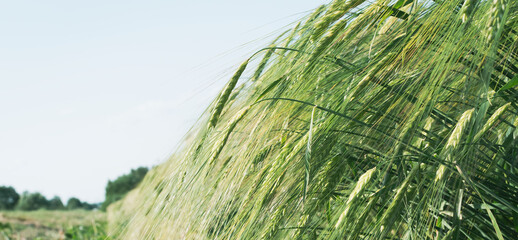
109;0;518;239
0;210;107;240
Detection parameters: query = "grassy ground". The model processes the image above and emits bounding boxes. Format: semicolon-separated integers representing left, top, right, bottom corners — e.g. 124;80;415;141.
0;210;107;240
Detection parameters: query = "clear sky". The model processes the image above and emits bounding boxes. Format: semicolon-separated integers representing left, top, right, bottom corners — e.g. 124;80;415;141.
0;1;327;203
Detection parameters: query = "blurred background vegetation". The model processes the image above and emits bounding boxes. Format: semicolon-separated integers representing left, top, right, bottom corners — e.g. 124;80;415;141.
0;166;148;239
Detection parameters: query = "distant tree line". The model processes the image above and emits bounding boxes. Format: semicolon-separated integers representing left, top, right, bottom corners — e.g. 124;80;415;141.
102;167;148;210
0;166;149;211
0;186;98;211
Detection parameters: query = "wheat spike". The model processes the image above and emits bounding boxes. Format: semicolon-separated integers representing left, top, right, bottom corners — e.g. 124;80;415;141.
304;4;327;27
347;193;379;240
293;214;310;239
335;167;377;229
308;17;349;63
261;206;286;239
460;0;478;23
486;0;508;44
347;52;397;102
209;59;250;128
434;108;475;183
473;102;510;142
209;106;251;164
445;108;475;150
312;0;366;41
434;164;447;184
379;165;419;239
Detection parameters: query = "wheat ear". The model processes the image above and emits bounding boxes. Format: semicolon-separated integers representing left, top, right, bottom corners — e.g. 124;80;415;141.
335;167;377;229
379;164;419;239
473;102;511;142
460;0;478;24
209;106;251;164
312;0;367;41
435;108;475;183
209;59;250;128
486;0;508;45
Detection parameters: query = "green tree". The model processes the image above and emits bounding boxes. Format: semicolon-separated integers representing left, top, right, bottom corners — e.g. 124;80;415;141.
16;192;49;211
81;202;98;210
66;197;99;210
47;196;65;210
102;167;148;210
66;197;83;210
0;186;20;210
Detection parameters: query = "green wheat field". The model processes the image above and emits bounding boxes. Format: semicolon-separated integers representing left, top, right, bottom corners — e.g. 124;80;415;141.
4;0;518;239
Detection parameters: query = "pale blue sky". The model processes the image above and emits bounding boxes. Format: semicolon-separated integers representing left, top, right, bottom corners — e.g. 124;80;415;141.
0;1;326;203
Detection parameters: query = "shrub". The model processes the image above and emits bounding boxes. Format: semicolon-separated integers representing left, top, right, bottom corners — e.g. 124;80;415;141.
16;192;49;211
0;186;20;210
